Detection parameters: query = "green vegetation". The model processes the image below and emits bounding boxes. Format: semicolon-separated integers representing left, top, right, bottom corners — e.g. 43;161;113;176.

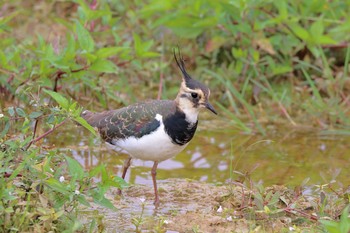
320;205;350;233
1;0;350;232
0;91;126;231
228;168;350;232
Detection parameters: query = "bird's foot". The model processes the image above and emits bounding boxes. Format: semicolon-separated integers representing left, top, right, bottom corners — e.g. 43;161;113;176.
117;189;122;196
153;197;160;207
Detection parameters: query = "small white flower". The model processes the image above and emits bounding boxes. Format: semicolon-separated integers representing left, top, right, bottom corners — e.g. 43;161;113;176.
59;176;65;182
218;143;226;149
319;144;326;151
74;190;80;195
289;226;295;231
217;205;223;213
0;114;4;118
50;168;54;172
163;220;169;224
226;216;233;221
139;197;146;203
265;140;272;145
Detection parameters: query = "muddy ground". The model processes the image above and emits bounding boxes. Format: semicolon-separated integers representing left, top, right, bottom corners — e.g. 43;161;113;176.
81;179;332;232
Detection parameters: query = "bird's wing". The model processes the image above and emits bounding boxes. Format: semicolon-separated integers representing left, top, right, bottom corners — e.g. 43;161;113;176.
81;100;176;142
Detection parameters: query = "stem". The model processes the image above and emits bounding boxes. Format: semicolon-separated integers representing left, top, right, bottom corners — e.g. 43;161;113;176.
23;119;40;151
24;119;68;149
284;207;319;221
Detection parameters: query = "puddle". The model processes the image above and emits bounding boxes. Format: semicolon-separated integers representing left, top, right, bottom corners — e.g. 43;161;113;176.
48;119;350;232
53;120;350;188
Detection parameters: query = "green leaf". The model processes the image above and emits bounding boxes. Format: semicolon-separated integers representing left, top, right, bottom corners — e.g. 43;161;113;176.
42;156;53;174
114;176;128;189
29;111;43;119
289;23;309;41
272;65;292;75
69;102;78;113
319;220;340;233
274;0;288;20
310;20;324;38
171;27;203;38
90;59;118;73
92;191;117;210
64;155;85;180
44;89;69;109
339;205;350;233
0;51;8;68
63;33;76;60
138;51;159;58
133;34;159;58
0;121;10;139
48;57;70;70
9;150;35;180
76;194;91;207
301;67;324;105
140;0;173;17
96;47;127;59
318;35;337;45
45;178;70;195
165;16;206;38
104;177;128;189
88;219;97;233
0;11;20;26
75;21;94;52
133;33;142;57
192;16;217;28
15;108;26;117
75;116;97;136
89;164;104;177
20;136;32;148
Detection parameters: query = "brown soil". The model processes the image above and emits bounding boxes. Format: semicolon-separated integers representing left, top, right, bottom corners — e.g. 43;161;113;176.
82;179;331;232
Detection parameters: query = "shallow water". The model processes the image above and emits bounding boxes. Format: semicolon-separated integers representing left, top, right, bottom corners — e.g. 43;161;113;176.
53;118;350;188
49;118;350;231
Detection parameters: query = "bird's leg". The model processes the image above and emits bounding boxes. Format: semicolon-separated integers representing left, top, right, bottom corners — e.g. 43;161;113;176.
121;156;132;179
117;156;132;195
151;161;159;206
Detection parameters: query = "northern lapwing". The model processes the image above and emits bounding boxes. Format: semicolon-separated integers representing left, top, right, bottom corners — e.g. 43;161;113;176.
81;50;217;206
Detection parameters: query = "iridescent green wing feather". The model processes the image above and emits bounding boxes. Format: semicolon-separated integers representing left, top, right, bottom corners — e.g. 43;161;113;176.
82;100;176;142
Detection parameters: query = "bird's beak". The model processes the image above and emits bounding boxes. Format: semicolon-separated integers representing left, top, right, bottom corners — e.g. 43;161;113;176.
205;102;217;115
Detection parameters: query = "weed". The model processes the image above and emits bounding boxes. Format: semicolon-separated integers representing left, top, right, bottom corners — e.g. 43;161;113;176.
319;205;350;233
131;198;146;232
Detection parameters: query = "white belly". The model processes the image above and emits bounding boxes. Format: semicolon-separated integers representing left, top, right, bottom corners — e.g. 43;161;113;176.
109;114;188;161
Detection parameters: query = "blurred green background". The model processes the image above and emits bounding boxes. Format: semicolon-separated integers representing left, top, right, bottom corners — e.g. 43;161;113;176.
2;0;350;133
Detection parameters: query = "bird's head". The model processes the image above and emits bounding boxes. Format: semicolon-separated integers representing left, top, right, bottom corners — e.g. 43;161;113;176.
174;49;217;119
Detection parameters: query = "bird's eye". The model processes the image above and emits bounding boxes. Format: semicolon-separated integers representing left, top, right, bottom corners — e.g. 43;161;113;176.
191;93;198;98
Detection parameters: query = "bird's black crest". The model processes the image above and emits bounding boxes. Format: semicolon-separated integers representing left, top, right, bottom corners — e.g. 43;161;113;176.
173;48;210;96
173;48;193;83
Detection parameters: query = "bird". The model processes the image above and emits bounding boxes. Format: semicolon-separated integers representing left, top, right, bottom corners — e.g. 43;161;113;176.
81;49;217;206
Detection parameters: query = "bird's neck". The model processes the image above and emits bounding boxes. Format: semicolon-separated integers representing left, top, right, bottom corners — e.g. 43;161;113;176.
175;98;199;125
174;81;200;124
179;105;199;124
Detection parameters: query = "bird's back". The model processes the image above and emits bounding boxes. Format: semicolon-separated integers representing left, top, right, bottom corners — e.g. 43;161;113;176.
81;99;198;144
